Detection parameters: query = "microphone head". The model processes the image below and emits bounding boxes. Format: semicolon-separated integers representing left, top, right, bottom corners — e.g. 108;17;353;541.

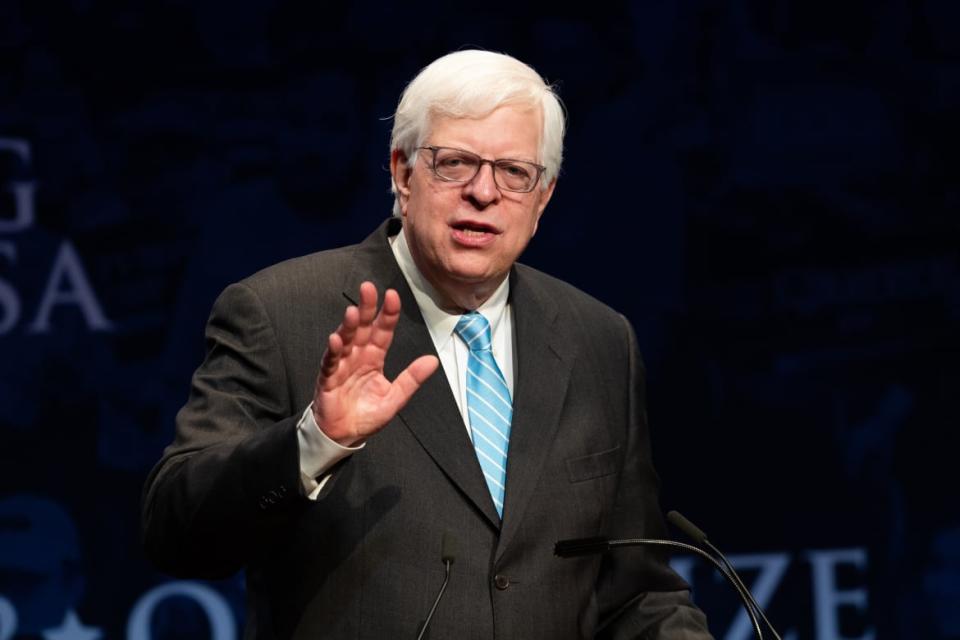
441;531;456;564
667;510;708;544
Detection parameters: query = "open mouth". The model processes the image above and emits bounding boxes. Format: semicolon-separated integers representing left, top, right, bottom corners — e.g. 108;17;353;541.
451;220;499;247
452;221;498;236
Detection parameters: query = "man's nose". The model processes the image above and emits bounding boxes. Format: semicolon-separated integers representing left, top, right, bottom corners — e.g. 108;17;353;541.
463;162;501;208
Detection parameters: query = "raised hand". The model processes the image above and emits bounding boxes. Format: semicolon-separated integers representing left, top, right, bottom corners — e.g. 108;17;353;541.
312;281;439;446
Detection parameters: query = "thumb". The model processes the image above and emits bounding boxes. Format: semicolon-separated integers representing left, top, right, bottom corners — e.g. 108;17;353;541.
385;355;440;410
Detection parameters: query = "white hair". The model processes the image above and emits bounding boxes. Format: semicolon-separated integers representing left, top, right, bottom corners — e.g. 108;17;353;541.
390;50;566;215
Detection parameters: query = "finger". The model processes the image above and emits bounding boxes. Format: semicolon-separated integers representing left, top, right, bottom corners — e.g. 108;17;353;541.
320;331;344;381
384;355;440;411
334;304;360;340
371;288;401;351
336;305;360;357
355;281;379;345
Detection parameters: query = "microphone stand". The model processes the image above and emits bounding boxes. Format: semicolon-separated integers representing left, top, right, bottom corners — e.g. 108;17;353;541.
667;511;781;640
416;532;456;640
416;556;452;640
554;536;764;640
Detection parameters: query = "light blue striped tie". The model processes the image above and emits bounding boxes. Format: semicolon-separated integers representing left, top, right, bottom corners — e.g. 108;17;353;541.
455;311;512;518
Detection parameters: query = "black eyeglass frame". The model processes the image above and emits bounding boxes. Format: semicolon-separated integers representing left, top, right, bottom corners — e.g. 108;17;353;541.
416;145;547;194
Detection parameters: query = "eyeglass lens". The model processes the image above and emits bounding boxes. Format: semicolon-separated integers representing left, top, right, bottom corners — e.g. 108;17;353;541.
431;147;539;192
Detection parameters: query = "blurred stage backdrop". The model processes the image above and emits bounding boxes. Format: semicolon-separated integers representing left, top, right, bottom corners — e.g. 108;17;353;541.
1;1;957;638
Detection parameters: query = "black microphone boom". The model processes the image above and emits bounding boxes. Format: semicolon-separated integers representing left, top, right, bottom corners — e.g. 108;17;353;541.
667;511;782;640
554;534;764;640
553;536;611;557
416;531;456;640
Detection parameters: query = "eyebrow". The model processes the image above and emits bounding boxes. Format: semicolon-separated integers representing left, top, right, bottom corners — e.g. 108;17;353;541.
428;144;540;165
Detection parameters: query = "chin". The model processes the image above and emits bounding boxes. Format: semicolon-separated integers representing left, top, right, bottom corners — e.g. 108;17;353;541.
445;271;492;287
446;259;500;280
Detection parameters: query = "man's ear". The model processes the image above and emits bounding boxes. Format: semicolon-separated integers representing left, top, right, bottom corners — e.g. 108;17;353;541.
390;149;412;214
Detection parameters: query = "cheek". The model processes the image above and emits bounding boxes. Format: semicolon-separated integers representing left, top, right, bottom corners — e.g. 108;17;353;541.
409;185;450;221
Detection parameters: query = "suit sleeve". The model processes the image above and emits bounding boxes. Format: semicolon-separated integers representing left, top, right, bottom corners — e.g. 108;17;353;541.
594;314;714;639
140;282;309;579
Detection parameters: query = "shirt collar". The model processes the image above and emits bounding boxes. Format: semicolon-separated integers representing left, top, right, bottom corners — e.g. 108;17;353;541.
390;224;510;351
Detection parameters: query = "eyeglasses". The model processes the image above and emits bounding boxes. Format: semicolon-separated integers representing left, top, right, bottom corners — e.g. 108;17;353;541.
417;146;546;193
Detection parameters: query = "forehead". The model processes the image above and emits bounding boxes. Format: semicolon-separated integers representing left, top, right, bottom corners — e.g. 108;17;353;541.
427;104;542;160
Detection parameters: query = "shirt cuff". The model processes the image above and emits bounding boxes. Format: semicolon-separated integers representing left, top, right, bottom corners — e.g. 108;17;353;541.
297;404;364;499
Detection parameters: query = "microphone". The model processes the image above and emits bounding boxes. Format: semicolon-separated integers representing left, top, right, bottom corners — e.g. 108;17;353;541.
555;526;765;639
667;511;782;640
416;531;456;640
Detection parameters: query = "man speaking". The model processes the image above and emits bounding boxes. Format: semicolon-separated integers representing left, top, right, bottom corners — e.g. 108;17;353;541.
142;50;713;639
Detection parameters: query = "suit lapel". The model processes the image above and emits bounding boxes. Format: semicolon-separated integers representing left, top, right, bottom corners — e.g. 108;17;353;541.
496;267;575;561
342;219;501;528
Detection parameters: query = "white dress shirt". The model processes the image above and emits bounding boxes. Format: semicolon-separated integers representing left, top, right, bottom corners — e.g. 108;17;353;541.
296;227;514;499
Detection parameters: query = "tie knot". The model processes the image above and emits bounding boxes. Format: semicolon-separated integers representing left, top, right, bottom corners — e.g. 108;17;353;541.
454;311;493;352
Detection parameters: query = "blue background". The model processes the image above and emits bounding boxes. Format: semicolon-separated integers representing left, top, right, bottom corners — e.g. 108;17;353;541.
1;1;957;638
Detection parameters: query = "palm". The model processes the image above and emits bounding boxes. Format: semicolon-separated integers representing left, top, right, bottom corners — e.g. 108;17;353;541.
313;282;438;446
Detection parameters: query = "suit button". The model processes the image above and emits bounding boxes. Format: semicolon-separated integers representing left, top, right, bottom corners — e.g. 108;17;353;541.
494;574;510;590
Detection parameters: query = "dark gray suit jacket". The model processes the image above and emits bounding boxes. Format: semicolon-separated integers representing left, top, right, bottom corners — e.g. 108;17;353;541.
142;218;712;639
